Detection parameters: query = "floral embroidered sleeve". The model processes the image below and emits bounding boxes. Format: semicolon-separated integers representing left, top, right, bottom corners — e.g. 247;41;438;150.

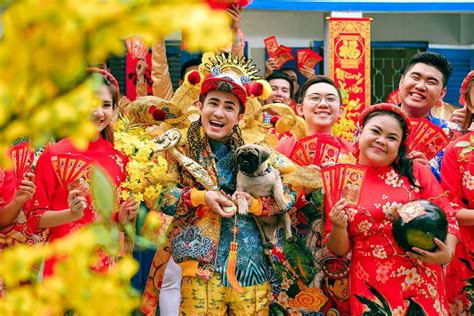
441;142;466;209
156;185;188;217
415;162;460;238
249;183;297;216
154;154;204;217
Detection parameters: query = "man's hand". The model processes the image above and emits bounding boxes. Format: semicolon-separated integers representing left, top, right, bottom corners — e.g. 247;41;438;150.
265;58;278;77
226;4;242;32
232;190;252;207
300;65;316;80
205;190;235;218
135;59;148;83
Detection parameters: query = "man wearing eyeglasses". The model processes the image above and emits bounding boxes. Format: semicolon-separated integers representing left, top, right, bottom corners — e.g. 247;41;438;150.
272;75;353;315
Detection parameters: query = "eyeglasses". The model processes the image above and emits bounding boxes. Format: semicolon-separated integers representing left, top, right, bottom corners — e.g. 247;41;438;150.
304;94;339;106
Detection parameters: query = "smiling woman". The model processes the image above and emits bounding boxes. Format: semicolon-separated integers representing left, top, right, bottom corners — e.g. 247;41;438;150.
32;69;139;277
325;103;460;315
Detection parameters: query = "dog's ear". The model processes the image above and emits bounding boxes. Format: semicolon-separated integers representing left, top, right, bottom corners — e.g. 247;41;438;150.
233;147;242;165
259;146;271;165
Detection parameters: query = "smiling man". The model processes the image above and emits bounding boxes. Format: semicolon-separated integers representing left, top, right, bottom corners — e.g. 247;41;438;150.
264;71;293;106
141;53;297;316
398;52;461;180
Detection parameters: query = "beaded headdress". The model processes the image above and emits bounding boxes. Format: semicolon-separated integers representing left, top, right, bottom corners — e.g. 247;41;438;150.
199;52;270;107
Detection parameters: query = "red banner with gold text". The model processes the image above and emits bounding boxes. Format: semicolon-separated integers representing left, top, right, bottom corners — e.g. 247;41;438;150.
329;17;371;134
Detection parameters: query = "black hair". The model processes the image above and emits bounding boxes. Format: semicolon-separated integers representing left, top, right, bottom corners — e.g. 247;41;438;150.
280;67;300;93
404;52;452;87
265;71;294;99
180;57;202;80
296;75;342;105
362;110;420;188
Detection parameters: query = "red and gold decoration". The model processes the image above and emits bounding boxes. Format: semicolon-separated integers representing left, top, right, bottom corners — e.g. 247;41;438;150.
328;17;371;138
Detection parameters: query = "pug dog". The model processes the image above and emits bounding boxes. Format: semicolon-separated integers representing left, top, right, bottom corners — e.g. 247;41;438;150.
234;144;293;248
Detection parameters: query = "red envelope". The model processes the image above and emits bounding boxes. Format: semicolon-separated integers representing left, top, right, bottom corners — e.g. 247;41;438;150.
296;49;310;69
407;118;448;160
340;164;367;207
274;45;295;68
322;165;336;208
302;50;323;69
289;142;311;166
264;35;279;58
53;154;91;189
9;142;34;185
297;134;320;163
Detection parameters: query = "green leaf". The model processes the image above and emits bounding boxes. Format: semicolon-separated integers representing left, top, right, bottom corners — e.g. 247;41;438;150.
134;236;158;251
90;225;120;256
462;147;473;154
282;238;316;284
90;166;117;219
406;299;427;316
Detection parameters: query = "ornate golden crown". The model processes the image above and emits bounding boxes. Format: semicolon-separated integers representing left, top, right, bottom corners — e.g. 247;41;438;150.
201;52;260;87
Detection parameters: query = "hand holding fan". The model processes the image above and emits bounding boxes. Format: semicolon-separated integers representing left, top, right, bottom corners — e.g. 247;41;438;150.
52;154;91;192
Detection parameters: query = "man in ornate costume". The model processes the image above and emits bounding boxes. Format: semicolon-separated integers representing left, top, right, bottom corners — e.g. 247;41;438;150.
140;53;297;315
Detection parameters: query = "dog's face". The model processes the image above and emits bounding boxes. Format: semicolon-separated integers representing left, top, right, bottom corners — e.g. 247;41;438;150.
234;144;271;174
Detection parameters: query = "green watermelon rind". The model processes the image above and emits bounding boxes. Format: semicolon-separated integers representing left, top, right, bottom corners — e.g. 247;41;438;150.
405;229;436;251
392;200;448;252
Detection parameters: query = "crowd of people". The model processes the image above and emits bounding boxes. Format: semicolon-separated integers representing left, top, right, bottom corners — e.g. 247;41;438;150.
1;5;473;316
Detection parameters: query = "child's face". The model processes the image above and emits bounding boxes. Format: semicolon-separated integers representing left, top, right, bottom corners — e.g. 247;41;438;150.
329;278;349;301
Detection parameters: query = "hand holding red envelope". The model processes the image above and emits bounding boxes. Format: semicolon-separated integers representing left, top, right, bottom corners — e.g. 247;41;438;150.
8;142;35;186
206;0;253;9
52;154;92;194
407;118;450;160
264;36;295;69
289;134;342;167
322;164;367;210
296;48;323;70
125;36;148;60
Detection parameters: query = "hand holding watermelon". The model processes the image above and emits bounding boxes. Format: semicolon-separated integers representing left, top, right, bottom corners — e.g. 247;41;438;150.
392;199;454;265
407;237;454;265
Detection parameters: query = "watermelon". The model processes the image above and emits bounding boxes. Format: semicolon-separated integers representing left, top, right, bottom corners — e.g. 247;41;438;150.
392;200;448;252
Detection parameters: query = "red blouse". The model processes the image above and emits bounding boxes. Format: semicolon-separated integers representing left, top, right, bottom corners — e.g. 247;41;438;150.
326;162;459;314
441;131;474;315
33;137;128;275
0;169;45;251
